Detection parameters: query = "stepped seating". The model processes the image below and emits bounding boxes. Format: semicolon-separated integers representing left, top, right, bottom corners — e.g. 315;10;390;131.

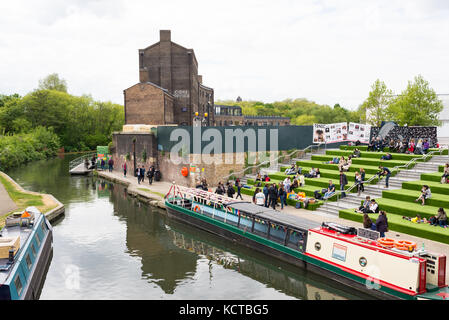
338;162;449;244
310;154;413;169
340;145;448;155
326;149;429;162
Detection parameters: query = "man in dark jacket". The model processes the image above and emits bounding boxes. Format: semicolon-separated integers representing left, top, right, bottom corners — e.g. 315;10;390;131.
339;171;348;198
215;182;225;195
147;165;155;185
140;165;146;183
376;211;389;238
268;184;278;210
227;182;235;198
263;185;269;207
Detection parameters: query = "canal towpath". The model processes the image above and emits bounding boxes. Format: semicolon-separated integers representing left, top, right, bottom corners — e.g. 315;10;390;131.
98;168;449;280
0;175;17;216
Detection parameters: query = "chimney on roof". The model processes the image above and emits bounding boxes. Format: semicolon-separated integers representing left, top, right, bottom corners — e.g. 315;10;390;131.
160;30;171;42
198;75;203;84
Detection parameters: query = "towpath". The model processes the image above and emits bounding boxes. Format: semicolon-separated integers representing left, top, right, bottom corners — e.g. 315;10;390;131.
0;176;17;216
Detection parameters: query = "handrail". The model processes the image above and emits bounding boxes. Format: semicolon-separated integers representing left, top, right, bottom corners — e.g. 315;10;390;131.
221;143;326;181
322;147;446;206
69;152;97;170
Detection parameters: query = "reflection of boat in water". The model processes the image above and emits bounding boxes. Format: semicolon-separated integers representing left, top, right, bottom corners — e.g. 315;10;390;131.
166;185;449;300
166;220;362;300
0;207;53;300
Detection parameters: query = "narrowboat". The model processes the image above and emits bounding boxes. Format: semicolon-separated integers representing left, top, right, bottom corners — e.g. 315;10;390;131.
0;207;53;300
165;185;449;300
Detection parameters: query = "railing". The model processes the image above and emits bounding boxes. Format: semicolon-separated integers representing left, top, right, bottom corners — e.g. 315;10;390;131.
322;146;447;206
69;152;97;171
221;143;326;181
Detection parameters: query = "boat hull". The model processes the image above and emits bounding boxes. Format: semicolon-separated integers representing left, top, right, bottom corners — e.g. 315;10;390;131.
166;202;405;300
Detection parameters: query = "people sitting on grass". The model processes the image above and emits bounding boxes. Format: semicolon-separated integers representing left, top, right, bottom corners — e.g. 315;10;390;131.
315;168;321;178
356;196;371;213
263;174;271;182
255;172;262;182
304;167;317;178
325;157;340;164
337;156;347;171
368;138;376;152
415;139;424;155
429;208;448;228
298;173;305;186
415;185;431;206
400;139;408;153
352;148;361;158
375;137;384;152
380;153;393;161
323;180;336;200
291;178;299;189
441;163;449;184
285;164;297;175
402;215;427;224
359;199;379;214
341;155;352;172
407;139;415;154
283;177;291;193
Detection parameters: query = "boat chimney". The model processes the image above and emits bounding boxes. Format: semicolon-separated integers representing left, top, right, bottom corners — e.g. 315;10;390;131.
8;249;14;263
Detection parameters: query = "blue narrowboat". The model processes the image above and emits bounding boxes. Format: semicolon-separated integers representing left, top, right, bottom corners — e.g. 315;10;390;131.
0;207;53;300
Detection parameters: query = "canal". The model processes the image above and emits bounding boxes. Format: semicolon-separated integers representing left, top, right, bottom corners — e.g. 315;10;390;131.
6;155;373;300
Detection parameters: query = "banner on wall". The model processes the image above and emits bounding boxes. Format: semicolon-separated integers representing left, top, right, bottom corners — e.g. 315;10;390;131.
347;123;372;143
313;123;348;144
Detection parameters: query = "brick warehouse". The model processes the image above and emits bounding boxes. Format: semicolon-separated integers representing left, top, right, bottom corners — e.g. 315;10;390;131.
125;30;214;126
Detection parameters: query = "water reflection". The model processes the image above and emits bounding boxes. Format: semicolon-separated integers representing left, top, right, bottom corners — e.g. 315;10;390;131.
6;156;372;300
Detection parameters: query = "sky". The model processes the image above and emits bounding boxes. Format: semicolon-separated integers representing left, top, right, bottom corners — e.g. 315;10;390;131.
0;0;448;110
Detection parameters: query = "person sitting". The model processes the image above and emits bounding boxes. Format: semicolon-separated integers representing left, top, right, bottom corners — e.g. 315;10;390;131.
415;139;424;155
402;215;427;224
323;180;336;200
374;137;383;152
441;163;449;184
298;173;305;187
285;164;297;175
291;179;299;189
415;185;431;206
304;167;317;178
355;140;361;146
380;153;393;161
264;174;271;182
407;139;415;154
356;196;371;213
337;156;347;171
283;177;292;193
352;148;361;158
255;172;262;182
422;139;430;154
399;139;407;153
429;208;447;228
325;157;340;164
367;138;376;152
360;199;379;214
340;156;351;172
315;168;321;178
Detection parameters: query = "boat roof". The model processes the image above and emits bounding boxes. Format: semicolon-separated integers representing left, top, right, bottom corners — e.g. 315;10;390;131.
0;207;44;284
227;202;320;231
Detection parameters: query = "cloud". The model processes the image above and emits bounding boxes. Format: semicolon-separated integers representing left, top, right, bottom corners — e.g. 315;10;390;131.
0;0;448;110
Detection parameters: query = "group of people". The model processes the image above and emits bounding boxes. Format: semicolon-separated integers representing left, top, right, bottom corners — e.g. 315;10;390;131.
402;208;448;228
253;183;289;210
324;156;352;172
442;163;449;184
214;180;243;199
368;137;431;155
135;164;157;185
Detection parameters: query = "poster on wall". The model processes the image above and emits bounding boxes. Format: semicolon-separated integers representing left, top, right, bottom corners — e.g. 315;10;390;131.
313;123;348;144
347;123;372;143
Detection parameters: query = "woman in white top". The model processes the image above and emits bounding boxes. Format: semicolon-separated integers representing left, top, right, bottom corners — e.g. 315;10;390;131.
416;185;431;206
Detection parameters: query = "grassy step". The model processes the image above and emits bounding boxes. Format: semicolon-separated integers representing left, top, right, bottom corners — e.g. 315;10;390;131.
326;149;428;162
234;185;323;210
295;160;391;175
375;198;442;220
248;176;353;191
420;172;446;183
339;209;449;244
402;180;449;195
275;168;378;185
381;189;449;209
311;155;411;168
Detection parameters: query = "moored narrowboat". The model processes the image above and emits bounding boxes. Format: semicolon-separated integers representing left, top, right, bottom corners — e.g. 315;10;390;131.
0;207;53;300
165;185;449;300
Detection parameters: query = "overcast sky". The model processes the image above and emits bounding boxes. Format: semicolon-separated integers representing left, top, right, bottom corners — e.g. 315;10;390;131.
0;0;448;109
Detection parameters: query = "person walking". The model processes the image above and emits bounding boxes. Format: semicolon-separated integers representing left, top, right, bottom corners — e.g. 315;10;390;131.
378;166;391;188
147;165;155;185
236;182;243;200
123;161;127;177
108;158;114;172
140;165;146;183
339;171;348;198
359;168;366;192
268;183;278;210
278;185;287;210
137;165;141;184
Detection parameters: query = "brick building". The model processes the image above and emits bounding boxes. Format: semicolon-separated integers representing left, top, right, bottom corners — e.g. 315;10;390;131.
125;30;214;126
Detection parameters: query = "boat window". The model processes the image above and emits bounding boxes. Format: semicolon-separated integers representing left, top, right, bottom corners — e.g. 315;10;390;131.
26;254;32;270
35;233;41;246
14;275;23;297
252;218;269;237
286;230;305;251
41;221;47;231
31;244;37;257
237;212;253;231
268;223;286;244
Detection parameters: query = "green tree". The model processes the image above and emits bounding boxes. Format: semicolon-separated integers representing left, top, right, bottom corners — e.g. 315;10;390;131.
293;114;317;125
361;79;393;127
386;75;443;126
38;73;68;92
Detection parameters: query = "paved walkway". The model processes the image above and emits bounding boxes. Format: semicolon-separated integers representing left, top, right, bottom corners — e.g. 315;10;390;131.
0;175;17;216
98;169;449;283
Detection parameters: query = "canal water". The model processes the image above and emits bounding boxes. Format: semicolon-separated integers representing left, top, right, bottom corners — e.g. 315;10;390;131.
6;155;373;300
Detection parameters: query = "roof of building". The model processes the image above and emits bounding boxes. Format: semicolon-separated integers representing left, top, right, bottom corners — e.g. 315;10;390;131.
123;82;175;98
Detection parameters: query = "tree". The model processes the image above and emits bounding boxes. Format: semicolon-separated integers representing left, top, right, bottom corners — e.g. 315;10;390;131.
293;114;317;125
361;79;393;127
386;75;444;126
38;73;68;92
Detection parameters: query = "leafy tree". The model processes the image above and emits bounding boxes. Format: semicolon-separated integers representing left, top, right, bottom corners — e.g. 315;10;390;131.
386;75;444;126
361;79;393;127
292;114;317;125
38;73;68;92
